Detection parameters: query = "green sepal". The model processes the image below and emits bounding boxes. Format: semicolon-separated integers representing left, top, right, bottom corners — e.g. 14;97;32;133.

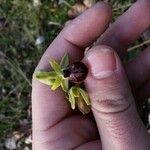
77;88;90;105
60;53;69;69
68;88;76;109
61;78;69;92
36;71;57;86
49;59;61;74
51;76;62;90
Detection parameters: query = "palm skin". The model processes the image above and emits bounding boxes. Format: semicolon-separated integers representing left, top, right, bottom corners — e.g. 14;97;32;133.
32;1;150;150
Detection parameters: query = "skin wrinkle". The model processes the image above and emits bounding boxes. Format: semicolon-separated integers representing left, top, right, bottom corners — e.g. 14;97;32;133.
34;115;98;149
87;77;132;114
71;134;97;150
62;34;85;50
42;134;85;150
34;109;70;132
73;140;101;150
91;99;131;116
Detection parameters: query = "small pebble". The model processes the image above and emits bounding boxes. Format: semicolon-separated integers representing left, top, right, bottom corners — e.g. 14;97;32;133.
35;36;45;45
5;137;17;150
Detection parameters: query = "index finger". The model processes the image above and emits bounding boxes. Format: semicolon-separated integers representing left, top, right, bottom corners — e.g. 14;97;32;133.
98;0;150;57
32;2;112;132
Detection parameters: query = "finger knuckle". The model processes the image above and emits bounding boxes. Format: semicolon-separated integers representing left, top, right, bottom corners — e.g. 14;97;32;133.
91;94;132;115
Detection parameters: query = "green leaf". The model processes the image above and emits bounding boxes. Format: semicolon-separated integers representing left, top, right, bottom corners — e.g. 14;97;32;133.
78;88;90;105
51;76;62;90
60;53;69;69
36;71;57;86
61;78;69;92
49;59;61;74
68;88;76;109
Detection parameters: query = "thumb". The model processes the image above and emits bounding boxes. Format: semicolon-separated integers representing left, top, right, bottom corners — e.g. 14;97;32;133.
84;45;150;150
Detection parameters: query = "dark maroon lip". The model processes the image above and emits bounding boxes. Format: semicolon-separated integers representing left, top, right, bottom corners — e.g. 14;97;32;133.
63;61;88;83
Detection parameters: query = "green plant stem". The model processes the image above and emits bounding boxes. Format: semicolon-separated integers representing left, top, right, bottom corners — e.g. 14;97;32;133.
113;3;132;11
48;21;63;28
0;52;32;87
62;0;72;9
128;39;150;51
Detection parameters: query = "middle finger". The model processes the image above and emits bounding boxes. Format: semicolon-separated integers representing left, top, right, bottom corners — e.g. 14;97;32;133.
98;0;150;57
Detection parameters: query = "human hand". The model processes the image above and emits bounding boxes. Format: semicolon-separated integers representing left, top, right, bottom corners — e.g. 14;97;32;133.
32;1;150;150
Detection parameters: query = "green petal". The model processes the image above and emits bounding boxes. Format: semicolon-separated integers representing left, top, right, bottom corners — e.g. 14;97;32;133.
61;78;69;92
36;71;56;86
78;88;90;105
60;53;69;69
68;88;76;109
72;87;79;97
49;59;61;74
51;76;62;90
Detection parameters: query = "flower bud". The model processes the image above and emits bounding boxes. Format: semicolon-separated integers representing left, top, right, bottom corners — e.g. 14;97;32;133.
76;97;91;114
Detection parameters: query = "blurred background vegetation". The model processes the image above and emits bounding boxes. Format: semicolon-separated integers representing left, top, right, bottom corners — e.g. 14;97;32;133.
0;0;149;149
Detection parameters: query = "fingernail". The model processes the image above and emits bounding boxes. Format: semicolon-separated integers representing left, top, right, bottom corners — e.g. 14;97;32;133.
85;47;116;79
